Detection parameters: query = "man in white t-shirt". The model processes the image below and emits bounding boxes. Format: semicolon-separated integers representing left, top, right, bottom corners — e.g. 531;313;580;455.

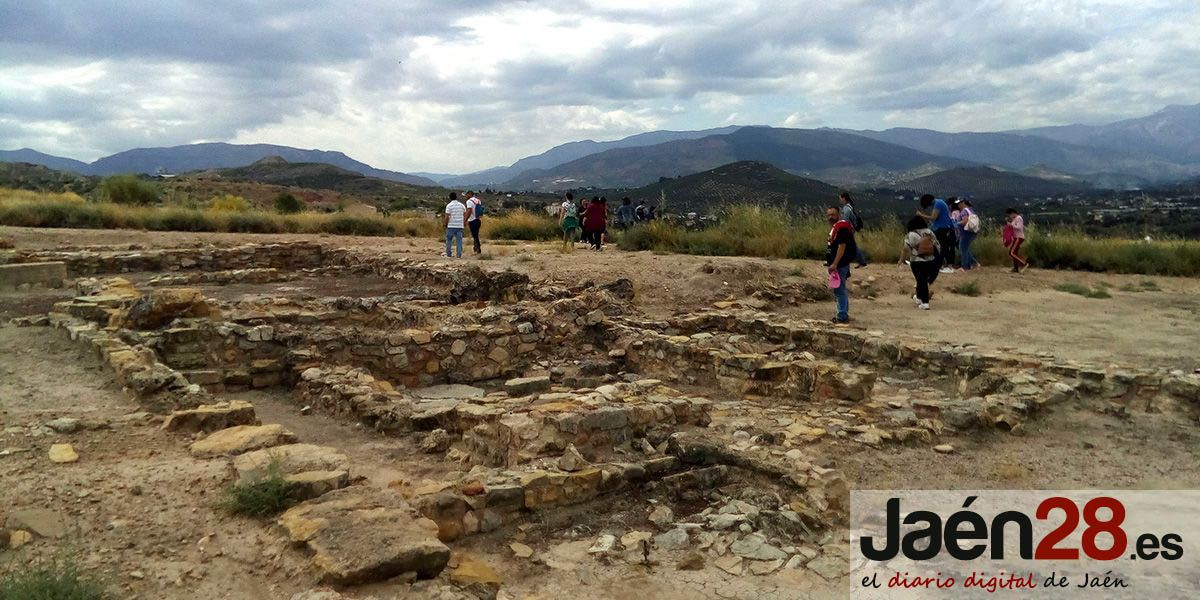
443;192;466;258
465;191;483;254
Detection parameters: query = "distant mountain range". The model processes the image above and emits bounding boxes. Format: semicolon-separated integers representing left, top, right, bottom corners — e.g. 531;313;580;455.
503;127;969;191
5;104;1199;199
430;126;743;188
842;106;1200;184
0;143;437;187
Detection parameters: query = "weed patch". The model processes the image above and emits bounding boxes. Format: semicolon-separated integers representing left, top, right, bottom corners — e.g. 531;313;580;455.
0;558;108;600
951;280;983;297
222;462;298;518
1055;282;1111;299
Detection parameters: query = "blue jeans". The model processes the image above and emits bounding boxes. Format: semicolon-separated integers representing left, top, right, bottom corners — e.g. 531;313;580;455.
833;264;850;321
959;230;977;269
445;227;463;257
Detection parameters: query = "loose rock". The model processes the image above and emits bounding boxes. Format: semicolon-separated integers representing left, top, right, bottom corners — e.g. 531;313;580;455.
48;444;79;464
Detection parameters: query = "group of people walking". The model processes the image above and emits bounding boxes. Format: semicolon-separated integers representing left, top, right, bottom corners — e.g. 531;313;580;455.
826;193;1028;323
557;193;657;251
441;190;660;257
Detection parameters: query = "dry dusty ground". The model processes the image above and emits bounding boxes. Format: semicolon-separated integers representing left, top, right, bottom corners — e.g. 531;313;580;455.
2;225;1200;599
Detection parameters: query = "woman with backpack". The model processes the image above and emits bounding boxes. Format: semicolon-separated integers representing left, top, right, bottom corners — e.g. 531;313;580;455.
955;198;981;271
898;215;942;310
559;192;580;248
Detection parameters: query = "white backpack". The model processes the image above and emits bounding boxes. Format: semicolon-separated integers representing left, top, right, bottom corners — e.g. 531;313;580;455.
965;212;981;233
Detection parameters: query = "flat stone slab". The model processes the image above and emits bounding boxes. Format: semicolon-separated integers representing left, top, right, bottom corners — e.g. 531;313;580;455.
278;486;450;584
286;470;350;500
505;376;552;396
162;400;258;433
234;444;350;483
409;385;485;400
190;424;298;457
6;509;68;538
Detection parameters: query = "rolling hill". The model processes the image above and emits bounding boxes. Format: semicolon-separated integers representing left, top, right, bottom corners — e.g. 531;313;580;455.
439;126;743;187
0;149;91;173
619;161;847;216
1;143;438;187
899;166;1088;199
502;127;969;191
0;162;98;194
184;156;444;206
90;143;438;186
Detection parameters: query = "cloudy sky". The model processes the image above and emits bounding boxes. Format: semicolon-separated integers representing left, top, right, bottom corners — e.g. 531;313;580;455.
2;0;1197;173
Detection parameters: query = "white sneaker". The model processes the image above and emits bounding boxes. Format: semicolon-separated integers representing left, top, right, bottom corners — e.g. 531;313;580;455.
939;267;954;274
912;295;922;306
919;303;930;310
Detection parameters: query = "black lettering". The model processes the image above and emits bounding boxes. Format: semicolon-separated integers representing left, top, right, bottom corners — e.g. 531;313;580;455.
944;498;987;560
1159;534;1184;560
903;510;943;560
991;510;1033;559
860;498;900;561
1135;533;1159;560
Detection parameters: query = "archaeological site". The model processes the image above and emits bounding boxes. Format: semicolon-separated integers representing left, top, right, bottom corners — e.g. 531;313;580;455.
3;234;1199;600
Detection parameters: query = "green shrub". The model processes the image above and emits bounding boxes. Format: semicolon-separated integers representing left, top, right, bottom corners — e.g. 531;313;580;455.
224;212;285;234
274;192;304;214
0;559;108;599
1055;282;1111;299
951;281;983;297
144;207;219;232
100;175;158;205
222;462;298;518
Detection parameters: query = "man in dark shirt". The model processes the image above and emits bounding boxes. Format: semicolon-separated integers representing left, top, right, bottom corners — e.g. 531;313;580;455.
825;206;856;324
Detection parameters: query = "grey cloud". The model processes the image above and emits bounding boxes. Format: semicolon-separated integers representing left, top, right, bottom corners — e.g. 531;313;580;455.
0;0;1196;171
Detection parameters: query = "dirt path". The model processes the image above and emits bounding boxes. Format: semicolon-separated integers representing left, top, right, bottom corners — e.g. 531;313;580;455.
0;325;313;599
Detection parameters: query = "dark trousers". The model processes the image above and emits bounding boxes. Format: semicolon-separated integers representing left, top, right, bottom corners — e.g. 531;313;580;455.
934;228;956;268
911;258;942;303
468;219;482;253
584;230;603;249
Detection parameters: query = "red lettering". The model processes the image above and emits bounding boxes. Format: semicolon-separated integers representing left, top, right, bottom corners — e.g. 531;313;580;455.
1081;497;1127;560
1035;497;1080;559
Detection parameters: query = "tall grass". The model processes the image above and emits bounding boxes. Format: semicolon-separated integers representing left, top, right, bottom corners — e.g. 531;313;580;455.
481;210;560;241
616;205;1200;277
0;189;557;241
0;189;441;238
